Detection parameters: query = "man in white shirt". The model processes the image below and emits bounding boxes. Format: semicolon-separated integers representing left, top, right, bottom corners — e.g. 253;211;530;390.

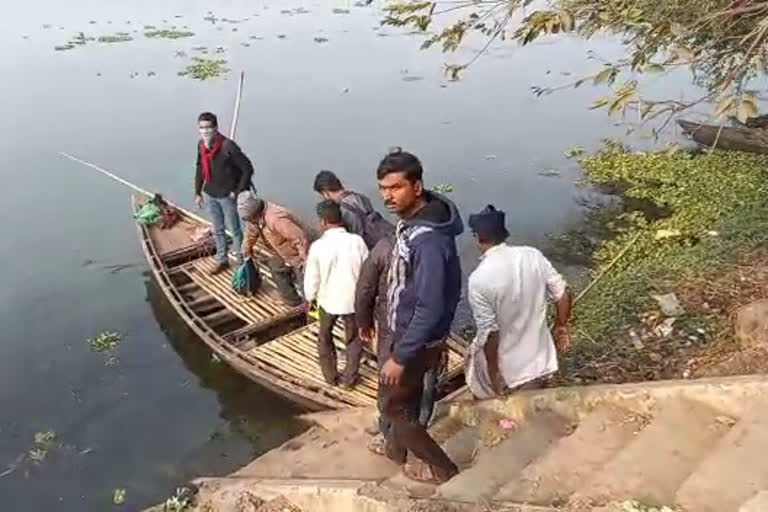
466;205;572;399
304;199;370;388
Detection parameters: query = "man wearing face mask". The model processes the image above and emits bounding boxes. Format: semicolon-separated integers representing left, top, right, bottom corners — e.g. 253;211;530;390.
194;112;255;275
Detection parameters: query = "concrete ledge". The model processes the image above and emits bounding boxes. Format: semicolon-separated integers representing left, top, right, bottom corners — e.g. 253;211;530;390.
190;476;559;511
448;374;768;424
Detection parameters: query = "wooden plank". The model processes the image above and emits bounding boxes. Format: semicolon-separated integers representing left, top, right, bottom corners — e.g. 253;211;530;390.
263;336;378;400
249;346;371;407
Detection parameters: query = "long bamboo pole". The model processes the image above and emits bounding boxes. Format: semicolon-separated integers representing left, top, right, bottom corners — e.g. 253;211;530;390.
59;152;212;226
229;71;245;139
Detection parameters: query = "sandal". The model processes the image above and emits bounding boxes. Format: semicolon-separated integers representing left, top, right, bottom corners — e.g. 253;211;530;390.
401;459;456;485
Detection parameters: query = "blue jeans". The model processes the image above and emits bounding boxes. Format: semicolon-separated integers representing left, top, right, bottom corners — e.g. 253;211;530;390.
204;192;243;264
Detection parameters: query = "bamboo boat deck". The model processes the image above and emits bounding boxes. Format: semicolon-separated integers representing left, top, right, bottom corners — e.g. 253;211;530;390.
180;257;303;330
247;323;467;408
133;193;468;411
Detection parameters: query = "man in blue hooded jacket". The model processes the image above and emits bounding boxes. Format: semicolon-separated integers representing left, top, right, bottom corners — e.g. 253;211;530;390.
376;148;462;484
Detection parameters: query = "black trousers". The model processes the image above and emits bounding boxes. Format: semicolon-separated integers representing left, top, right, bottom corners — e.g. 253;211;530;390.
267;257;302;306
317;308;362;386
380;345;458;480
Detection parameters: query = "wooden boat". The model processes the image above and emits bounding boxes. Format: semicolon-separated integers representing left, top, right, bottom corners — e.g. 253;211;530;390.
678;119;768;154
132;192;467;411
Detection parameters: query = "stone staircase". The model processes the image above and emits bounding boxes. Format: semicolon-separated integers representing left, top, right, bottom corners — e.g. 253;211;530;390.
159;375;768;512
407;377;768;511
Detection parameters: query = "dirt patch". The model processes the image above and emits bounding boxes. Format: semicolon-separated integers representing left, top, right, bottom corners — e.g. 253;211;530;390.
554;249;768;386
676;250;768;377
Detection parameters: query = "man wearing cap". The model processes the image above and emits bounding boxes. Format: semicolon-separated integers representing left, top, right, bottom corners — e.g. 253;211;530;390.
466;205;572;398
238;192;309;306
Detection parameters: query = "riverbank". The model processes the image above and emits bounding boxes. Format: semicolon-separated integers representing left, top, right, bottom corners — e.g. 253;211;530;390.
553;144;768;386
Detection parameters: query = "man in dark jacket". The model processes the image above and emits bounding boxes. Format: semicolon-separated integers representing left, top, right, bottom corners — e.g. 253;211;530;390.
356;234;444;452
194;112;255;275
355;235;394;445
375;148;462;484
313;170;393;249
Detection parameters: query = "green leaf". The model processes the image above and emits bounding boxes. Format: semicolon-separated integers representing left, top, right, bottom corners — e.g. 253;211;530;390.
644;63;664;73
593;67;615;85
590;97;610;109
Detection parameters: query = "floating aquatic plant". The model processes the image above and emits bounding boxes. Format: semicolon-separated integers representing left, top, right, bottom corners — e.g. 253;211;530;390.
178;57;229;80
88;331;121;352
113;488;126;505
431;183;454;193
144;28;194;39
97;32;133;43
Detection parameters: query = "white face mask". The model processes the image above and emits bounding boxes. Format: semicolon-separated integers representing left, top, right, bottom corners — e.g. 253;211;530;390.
199;126;216;145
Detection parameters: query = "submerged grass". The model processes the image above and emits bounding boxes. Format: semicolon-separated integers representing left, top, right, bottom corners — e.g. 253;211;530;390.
558;144;768;384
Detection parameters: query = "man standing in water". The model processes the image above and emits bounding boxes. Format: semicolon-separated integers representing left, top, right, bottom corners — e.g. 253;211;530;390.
376;148;462;484
466;205;571;398
194;112;255;275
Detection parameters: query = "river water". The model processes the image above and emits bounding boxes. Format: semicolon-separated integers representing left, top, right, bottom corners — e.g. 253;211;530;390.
1;0;650;509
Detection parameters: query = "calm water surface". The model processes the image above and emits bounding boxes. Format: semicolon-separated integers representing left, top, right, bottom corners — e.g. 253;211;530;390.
0;0;681;509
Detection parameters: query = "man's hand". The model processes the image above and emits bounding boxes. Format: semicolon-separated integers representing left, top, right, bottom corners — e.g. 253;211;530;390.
359;326;375;343
553;325;570;355
380;358;404;386
195;195;204;209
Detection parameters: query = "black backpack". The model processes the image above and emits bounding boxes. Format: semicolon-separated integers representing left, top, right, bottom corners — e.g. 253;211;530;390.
340;199;395;249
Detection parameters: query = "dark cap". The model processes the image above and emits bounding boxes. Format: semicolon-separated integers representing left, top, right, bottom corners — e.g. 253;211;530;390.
468;204;509;240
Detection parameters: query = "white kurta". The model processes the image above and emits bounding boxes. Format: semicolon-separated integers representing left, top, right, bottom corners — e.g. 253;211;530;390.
466;244;567;399
303;227;369;315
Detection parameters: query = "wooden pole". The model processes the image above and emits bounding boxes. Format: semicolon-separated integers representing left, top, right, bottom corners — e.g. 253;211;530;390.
229;71;245;140
59;152;212;227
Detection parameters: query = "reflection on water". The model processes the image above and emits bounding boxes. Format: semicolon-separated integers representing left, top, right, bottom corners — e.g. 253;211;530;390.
144;274;309;444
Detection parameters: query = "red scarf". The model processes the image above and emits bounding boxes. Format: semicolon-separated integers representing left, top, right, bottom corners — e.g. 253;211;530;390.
199;133;224;184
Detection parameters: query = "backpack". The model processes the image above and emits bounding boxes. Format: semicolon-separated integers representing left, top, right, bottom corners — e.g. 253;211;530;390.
339;196;395;249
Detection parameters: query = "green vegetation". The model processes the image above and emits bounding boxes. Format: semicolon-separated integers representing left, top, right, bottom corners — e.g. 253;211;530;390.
431;183;454;193
144;28;195;39
163;488;194;511
113;489;127;505
29;430;57;462
97;32;133;43
88;331;121;352
178;57;229;80
564;146;584;159
561;144;768;382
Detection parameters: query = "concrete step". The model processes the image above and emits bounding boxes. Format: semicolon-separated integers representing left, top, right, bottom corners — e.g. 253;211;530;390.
440;425;480;470
676;398;768;512
494;404;647;505
436;410;571;502
572;397;732;507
